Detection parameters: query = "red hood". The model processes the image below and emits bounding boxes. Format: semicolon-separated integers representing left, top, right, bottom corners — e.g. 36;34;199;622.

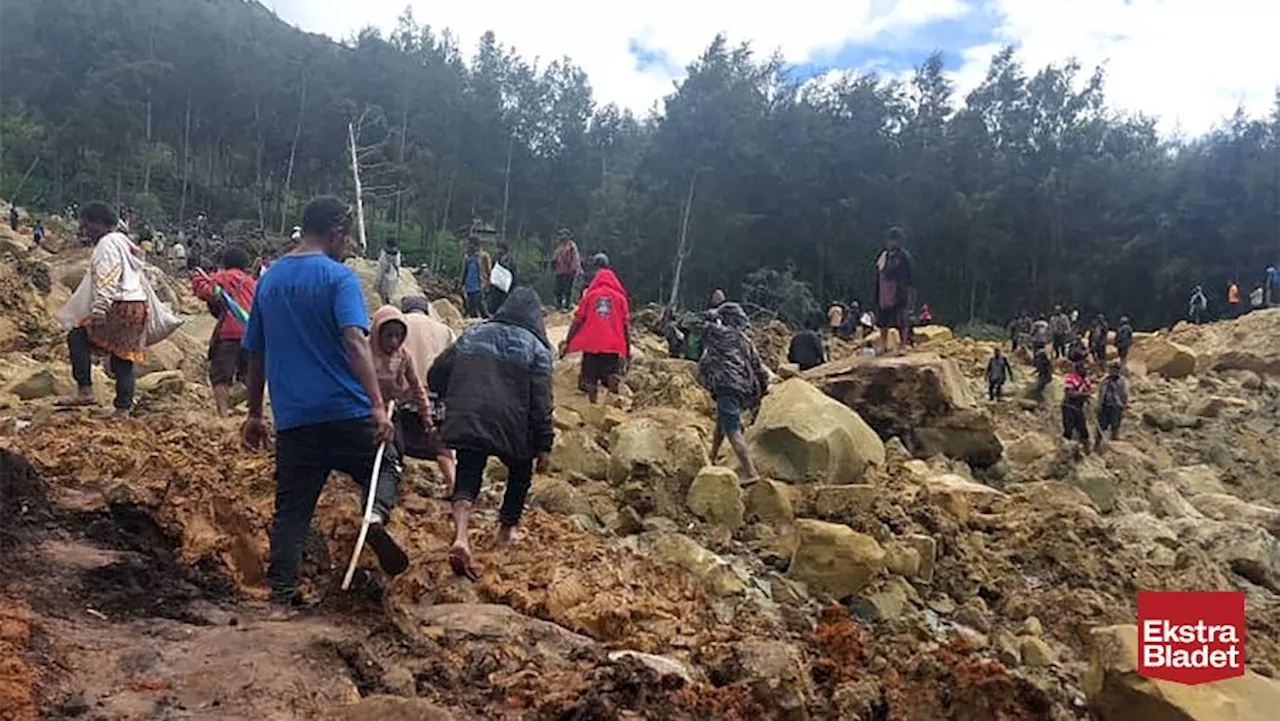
567;269;630;356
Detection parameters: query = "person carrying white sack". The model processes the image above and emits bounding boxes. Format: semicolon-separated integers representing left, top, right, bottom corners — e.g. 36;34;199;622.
55;201;182;417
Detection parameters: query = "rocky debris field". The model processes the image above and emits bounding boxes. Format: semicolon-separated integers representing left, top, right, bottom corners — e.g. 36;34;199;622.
2;219;1280;719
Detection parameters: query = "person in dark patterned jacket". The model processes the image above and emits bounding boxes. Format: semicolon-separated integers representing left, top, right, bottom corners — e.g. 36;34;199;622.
693;302;770;484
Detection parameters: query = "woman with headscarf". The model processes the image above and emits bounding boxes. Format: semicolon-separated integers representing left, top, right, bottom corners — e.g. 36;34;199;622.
428;287;555;580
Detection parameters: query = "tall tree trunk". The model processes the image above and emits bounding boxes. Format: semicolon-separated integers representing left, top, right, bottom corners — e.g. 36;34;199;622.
280;63;308;233
143;21;155;195
667;170;699;310
255;98;265;229
500;132;514;239
435;167;457;271
178;94;192;226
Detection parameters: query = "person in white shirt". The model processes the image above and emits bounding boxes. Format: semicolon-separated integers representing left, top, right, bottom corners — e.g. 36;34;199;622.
376;239;402;305
55;202;148;416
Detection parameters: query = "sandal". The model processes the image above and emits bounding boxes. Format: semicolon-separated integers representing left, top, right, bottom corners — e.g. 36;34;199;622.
54;396;96;408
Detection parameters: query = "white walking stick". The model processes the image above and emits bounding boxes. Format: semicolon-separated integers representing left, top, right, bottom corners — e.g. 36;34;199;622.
341;401;395;590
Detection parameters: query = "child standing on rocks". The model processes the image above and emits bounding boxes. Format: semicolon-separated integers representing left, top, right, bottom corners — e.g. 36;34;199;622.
1062;362;1093;451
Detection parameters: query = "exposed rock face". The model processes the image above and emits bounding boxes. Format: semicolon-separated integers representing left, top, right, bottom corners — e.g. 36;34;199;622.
1005;432;1055;465
786;519;884;599
807;354;1003;466
608;412;708;517
1085;625;1280;721
748;378;884;483
1129;335;1198;378
550;428;610;480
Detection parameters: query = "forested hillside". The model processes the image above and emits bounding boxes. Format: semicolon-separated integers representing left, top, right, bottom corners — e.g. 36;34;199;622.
2;0;1279;326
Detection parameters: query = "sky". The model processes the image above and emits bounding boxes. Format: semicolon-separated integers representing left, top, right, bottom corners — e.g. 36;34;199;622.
269;0;1280;137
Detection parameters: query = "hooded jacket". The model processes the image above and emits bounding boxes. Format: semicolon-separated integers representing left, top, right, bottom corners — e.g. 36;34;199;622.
566;268;630;356
694;303;769;401
369;305;431;413
191;267;256;341
399;296;455;388
429;287;554;460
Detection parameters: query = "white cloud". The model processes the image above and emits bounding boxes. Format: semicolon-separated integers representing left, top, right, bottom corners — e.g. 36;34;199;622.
958;0;1280;135
267;0;974;115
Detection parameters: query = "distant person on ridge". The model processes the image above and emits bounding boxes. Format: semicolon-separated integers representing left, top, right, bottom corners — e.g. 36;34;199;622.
788;312;827;371
874;226;915;353
1062;362;1093;451
1250;284;1265;311
1049;305;1071;359
32;219;44;246
8;204;19;231
191;246;258;417
1031;315;1051;352
1189;285;1207;324
837;300;860;340
1115;316;1134;366
709;287;727;309
240;196;409;617
1095;361;1128;447
694;302;770;484
552;228;581;312
428;287;555;581
375;238;401;306
54;202;147;417
398;296;457;495
827;301;844;337
1227;279;1241;318
918;303;933;324
562;254;631;405
461;236;492;319
1066;333;1089;364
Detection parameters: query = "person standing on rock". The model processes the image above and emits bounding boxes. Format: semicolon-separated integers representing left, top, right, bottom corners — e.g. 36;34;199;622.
827;301;844;338
1049;305;1070;359
552;229;581;312
375;238;401;306
427;287;555;580
8;204;18;231
1032;343;1053;401
874;227;915;354
1227;279;1241;318
191;246;257;417
398;296;457;495
1115;316;1134;366
788;312;827;371
240;196;409;616
985;347;1014;401
1089;314;1109;365
1095;361;1128;446
695;302;769;484
1189;285;1207;324
461;235;492;319
54;202;148;417
1062;362;1093;451
1031;315;1051;352
563;253;631;405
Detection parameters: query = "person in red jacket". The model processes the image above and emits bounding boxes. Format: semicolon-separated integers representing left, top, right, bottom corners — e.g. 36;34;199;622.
562;253;631;404
191;246;258;417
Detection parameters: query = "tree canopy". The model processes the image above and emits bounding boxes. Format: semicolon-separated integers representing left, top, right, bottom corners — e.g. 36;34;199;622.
2;0;1279;327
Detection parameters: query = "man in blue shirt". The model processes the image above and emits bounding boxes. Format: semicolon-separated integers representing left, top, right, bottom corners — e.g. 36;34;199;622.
241;195;408;615
460;236;491;319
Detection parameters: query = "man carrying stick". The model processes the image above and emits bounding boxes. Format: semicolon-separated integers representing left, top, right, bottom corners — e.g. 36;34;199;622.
240;196;408;619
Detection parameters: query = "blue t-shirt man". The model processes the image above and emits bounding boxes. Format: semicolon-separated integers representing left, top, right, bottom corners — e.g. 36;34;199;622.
463;253;482;293
241;253;370;430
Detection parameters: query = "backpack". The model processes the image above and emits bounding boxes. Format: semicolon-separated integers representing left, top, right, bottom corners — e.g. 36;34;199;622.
1101;378;1124;408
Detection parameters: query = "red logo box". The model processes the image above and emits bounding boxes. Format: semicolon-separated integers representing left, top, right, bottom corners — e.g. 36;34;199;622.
1137;591;1245;685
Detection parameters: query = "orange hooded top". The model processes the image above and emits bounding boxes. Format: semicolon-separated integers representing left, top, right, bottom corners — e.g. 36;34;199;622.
369;305;431;414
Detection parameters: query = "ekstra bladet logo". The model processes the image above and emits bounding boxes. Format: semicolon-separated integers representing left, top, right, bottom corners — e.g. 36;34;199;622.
1137;591;1245;685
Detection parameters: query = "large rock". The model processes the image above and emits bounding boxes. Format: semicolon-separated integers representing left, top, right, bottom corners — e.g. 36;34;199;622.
747;378;884;483
912;325;953;344
1164;465;1228;497
786;519;885;599
745;480;796;525
923;474;1007;523
649;532;746;597
608;414;707;521
1129;336;1198;379
1069;456;1118;513
549;428;610;480
1188;494;1280;534
1084;625;1280;721
1169;517;1280;590
429;298;464;330
10;369;57;400
807;354;1002;466
807;484;877;522
686;466;746;530
345;257;423;313
1005;432;1055;465
135;339;185;378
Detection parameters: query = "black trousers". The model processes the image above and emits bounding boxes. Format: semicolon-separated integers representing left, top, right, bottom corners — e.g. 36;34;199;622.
67;327;135;410
1051;334;1066;359
554;274;575;310
987;378;1005;400
1097;405;1123;437
268;417;400;603
464;291;488;319
452;449;532;528
1062;404;1089;443
487;288;508;316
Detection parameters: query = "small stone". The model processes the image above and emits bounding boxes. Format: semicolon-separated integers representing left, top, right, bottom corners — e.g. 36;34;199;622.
1020;616;1043;637
11;369;57;400
928;596;956;615
954;605;991;633
850;577;912;623
745;480;795;525
953;626;988;649
884;543;921;579
993;630;1021;667
1019;635;1055;666
615;506;644;535
686;466;746;530
903;534;937;584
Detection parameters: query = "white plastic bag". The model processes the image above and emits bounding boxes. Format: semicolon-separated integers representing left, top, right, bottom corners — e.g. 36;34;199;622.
55;273;94;330
490;262;513;293
142;273;183;346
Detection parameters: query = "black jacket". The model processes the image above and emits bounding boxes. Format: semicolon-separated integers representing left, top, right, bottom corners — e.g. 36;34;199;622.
429;287;554;460
788;330;826;371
